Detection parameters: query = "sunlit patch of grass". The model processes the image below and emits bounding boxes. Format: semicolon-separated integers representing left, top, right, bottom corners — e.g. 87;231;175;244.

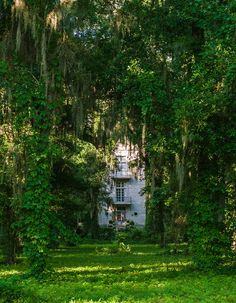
0;253;26;278
0;269;23;277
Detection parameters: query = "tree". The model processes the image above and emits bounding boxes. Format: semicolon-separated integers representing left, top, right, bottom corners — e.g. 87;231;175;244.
0;0;114;274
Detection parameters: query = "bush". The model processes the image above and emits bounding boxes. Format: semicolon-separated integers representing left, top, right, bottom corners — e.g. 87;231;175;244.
0;278;45;303
116;227;146;243
96;242;131;255
186;188;233;269
189;226;230;269
117;242;131;254
128;227;144;241
116;231;129;243
98;226;116;241
0;279;22;303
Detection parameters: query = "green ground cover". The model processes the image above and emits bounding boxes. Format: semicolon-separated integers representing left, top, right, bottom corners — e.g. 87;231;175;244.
0;244;235;303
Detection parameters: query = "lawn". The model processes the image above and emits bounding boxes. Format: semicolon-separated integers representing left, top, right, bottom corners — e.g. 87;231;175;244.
0;244;236;303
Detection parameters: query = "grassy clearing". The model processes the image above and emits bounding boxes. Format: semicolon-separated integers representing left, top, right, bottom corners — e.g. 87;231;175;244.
0;244;236;303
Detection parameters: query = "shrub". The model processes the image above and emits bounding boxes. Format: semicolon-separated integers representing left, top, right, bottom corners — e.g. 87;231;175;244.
116;231;129;243
118;242;131;254
96;242;131;255
0;278;45;303
116;227;146;243
188;190;232;269
0;279;22;303
98;226;116;241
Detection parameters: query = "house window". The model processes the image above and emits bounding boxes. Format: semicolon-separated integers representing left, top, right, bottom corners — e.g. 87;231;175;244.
116;181;125;202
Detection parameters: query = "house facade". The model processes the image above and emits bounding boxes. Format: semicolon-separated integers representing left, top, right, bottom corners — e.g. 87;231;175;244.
99;143;146;229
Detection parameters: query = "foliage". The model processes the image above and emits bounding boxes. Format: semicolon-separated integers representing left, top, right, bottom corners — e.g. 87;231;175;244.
102;0;236;266
186;184;232;268
116;227;146;244
51;138;108;240
95;242;131;255
97;226;116;241
0;277;45;303
0;0;110;274
0;279;23;303
0;58;58;274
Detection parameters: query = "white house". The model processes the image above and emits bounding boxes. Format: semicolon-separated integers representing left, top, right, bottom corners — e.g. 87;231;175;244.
99;143;146;229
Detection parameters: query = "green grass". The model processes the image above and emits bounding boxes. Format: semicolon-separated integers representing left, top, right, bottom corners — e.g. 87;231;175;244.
0;244;236;303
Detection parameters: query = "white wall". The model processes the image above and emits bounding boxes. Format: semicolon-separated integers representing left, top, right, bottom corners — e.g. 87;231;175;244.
98;142;146;228
125;178;145;226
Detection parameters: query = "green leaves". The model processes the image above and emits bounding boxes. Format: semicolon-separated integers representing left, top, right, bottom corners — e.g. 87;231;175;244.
0;60;8;75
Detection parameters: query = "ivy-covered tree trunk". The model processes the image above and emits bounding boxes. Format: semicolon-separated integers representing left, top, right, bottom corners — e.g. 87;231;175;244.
188;186;230;268
21;97;53;276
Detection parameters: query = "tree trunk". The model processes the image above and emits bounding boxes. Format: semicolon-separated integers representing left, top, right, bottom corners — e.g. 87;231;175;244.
157;197;165;247
2;205;17;264
146;156;165;246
